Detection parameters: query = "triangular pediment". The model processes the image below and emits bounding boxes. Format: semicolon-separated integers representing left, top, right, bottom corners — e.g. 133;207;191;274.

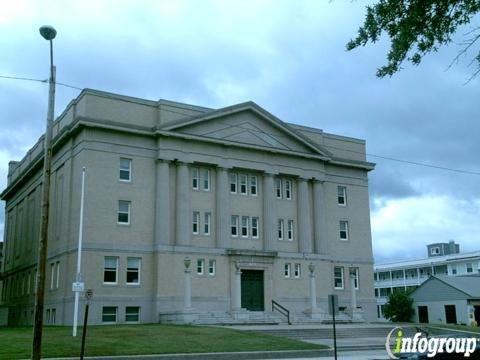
160;102;331;157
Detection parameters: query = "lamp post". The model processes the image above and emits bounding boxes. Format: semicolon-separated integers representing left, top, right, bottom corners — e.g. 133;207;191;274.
183;257;192;309
308;263;317;312
32;25;57;360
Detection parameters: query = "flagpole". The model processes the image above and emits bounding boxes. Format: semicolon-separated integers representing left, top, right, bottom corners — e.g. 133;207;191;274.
73;167;86;336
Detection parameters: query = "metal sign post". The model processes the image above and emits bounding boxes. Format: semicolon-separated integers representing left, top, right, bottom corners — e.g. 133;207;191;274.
328;294;338;360
80;289;93;360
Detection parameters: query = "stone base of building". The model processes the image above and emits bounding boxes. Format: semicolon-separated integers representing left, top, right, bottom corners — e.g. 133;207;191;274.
229;308;250;320
350;308;365;322
158;309;199;324
303;307;327;320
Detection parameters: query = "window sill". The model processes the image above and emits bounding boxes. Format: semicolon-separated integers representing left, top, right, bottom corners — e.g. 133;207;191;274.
103;283;118;286
126;283;141;287
117;222;131;226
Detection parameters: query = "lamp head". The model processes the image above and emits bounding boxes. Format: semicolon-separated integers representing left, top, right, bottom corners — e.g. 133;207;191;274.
184;257;191;269
39;25;57;40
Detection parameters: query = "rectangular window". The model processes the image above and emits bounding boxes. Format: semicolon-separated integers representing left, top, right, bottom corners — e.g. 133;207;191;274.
202;169;210;191
467;263;473;273
50;263;55;290
239;174;248;195
104;257;118;284
55;261;60;289
451;265;457;275
119;158;132;181
197;259;205;275
241;216;249;237
339;220;349;241
294;263;301;278
278;219;284;240
192;211;200;234
275;178;282;199
46;309;50;324
284;179;292;200
334;266;344;289
430;247;440;255
337;186;347;206
118;200;131;224
204;212;211;235
284;263;291;278
231;215;239;237
208;259;216;276
230;173;237;193
126;258;141;285
192;167;199;190
51;309;56;324
102;306;117;323
125;306;140;323
287;220;294;241
251;217;259;238
250;175;258;196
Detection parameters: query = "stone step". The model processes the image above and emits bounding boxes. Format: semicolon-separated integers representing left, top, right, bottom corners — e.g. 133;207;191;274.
250;326;418;340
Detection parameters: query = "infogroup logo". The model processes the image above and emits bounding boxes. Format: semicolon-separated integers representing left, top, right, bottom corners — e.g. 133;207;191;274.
385;327;478;359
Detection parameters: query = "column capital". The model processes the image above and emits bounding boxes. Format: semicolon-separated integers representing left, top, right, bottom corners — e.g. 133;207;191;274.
263;172;276;177
312;178;325;184
216;166;230;172
156;158;171;164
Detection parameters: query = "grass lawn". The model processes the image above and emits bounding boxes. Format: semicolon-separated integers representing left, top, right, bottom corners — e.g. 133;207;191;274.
0;324;326;359
426;324;480;334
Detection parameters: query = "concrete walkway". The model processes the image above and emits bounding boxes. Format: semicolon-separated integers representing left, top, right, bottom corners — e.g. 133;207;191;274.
47;348;390;360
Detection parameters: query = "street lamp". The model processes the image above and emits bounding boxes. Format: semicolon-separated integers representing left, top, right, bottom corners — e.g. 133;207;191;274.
32;25;57;360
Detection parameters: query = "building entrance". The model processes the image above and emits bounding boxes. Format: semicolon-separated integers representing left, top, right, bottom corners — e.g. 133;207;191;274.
241;270;264;311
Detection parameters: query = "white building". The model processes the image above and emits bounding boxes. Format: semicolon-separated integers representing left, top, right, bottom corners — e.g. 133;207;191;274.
374;241;480;319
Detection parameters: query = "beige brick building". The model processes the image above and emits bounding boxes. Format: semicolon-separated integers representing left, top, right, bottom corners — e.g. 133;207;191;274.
0;89;375;325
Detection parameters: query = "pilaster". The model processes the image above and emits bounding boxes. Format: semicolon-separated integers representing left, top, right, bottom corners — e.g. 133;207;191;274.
175;162;190;246
262;173;277;252
297;178;313;253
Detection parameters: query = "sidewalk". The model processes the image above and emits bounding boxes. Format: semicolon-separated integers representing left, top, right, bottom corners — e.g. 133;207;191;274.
47;348;391;360
48;349;333;360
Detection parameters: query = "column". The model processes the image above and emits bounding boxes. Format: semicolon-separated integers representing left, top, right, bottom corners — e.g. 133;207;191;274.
232;262;242;310
175;162;190;246
154;160;170;245
216;167;230;248
308;263;317;311
263;173;277;251
313;180;327;254
297;178;313;253
349;268;357;315
184;258;192;310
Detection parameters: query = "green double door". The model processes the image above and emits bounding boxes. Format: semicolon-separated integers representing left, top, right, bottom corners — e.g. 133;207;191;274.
241;270;264;311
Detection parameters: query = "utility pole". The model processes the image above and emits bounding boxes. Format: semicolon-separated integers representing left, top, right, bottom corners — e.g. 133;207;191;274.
32;25;57;360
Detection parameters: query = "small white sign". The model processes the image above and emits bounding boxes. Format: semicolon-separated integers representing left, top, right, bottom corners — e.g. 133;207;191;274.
72;282;85;292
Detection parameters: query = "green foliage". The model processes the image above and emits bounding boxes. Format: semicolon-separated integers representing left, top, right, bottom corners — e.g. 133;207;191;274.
347;0;480;77
383;291;415;322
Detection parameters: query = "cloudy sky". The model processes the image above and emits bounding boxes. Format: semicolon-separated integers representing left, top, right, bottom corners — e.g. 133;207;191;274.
1;0;479;264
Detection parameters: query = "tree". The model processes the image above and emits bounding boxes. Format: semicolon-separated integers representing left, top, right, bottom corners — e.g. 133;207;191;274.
383;291;415;322
347;0;480;79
